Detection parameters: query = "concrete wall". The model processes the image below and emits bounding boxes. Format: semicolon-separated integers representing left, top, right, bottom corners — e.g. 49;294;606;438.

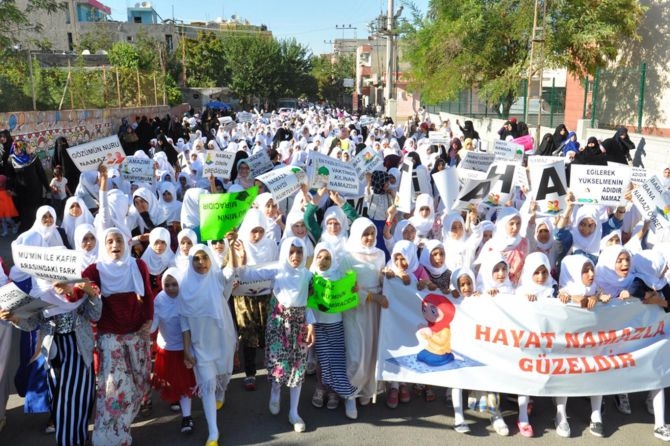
0;105;169;156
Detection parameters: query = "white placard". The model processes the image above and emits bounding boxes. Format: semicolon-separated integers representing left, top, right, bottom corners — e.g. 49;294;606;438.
570;164;631;206
352;147;384;181
306;152;360;197
202;150;237;179
432;167;459;211
0;282;52;319
66;135;125;172
530;159;568;216
358;116;376;126
484;162;519;207
246;150;273;177
630;166;648;186
493;139;524;162
458;151;494;181
632;175;670;232
428;131;450;146
234;279;274;296
256;166;307;203
236;112;254;123
12;245;82;282
120;156;154;183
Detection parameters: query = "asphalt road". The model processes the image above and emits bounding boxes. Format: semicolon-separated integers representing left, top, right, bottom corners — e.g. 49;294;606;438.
1;235;668;446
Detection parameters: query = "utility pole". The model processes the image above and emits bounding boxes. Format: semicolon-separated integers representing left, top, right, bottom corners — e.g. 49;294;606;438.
525;0;547;149
384;0;393;115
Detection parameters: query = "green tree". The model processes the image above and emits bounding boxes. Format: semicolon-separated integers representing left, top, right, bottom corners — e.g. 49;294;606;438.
310;53;355;104
277;38;313;98
404;0;645;116
179;31;228;87
78;30;116;53
107;42;141;69
0;0;65;49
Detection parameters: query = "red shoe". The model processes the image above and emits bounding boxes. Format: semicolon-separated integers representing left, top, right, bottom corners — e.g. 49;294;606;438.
244;376;256;391
386;388;399;409
517;421;534;438
399;385;411;403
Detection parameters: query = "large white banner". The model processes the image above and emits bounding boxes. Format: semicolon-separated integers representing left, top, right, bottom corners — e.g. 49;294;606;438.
377;278;670;396
66;135;125;172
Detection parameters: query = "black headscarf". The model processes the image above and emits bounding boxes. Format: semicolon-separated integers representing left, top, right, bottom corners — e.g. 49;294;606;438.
552;124;568;149
573;137;607;166
602;127;634;165
460;120;480;140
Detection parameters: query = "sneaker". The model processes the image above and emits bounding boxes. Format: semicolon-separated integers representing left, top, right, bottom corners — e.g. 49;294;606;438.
399;385;411;403
244;376;256;391
288;414;306;433
647;392;655;415
654;425;670;441
44;423;56;434
555;418;571;438
312;388;325;408
454;423;471;434
386;388;399;409
344;398;358;420
326;392;339;410
589;421;604;437
170;402;181;412
614;394;631;414
491;414;509;436
180;416;194;434
518;421;534;438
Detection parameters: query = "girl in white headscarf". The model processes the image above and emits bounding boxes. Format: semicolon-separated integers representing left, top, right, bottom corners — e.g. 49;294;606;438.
128;187;168;240
409;193;436;242
476;207;528;285
158;182;182;225
174;228;197;271
233;209;278;389
81;227;153;446
554;254;607;439
595;245;634;299
254;192;283;245
476;255;515;295
419;239;451;293
282;211;315;262
441;212;469;272
517;252;557;301
61;196;94;248
74;223;98;270
235;237;315;433
31;205;69;248
180;245;236;446
140;227;175;296
309;243;358;419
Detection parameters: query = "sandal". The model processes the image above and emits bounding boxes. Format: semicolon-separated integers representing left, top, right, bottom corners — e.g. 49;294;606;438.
386;388;399;409
326;392;339;410
312;388;325;408
399;384;411;403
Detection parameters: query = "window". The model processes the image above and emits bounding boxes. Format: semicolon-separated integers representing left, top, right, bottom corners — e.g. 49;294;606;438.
134;16;142;23
127;36;133;42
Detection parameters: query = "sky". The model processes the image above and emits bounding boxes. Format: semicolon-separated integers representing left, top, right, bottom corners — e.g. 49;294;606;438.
104;0;431;54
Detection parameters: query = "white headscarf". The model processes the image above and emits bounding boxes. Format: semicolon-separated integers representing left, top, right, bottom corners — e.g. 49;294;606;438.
31;205;64;247
559;254;597;296
476;254;514;293
320;205;349;253
131;187;167;232
273;237;312;306
595;245;634;296
346;217;380;255
174;228;197;270
517;252;555;298
632;249;668;291
283;211;315;258
570;206;602;255
311;242;342;281
450;267;477;294
74;223;98;270
96;227;145;297
238;208;278;265
487;207;522;252
533;217;554;252
61;196;94;247
158;182;182;224
179;244;227;326
392;219;415;245
419;239;449;276
180;187;208;228
156;267;182;321
409;193;435;237
388;239;420;276
140;227;175;275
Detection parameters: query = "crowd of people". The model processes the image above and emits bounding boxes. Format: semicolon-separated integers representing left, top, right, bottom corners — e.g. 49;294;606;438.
0;105;669;445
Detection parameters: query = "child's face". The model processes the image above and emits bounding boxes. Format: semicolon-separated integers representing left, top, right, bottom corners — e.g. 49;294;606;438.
238;164;250;177
536;224;550;243
506;216;521;237
250;227;265;243
450;220;464;238
264;199;277;216
422;302;442;323
326;218;342;236
393;253;409;272
192;250;212;274
134;197;149;213
68;202;83;217
162;190;173;203
607;234;621;246
291;221;307;238
402;224;416;241
163;275;179;298
105;232;125;260
664;168;670;178
532;265;549;285
614;252;630;278
288;246;304;268
211;239;225;254
430;247;445;268
180;237;193;255
578;218;597;237
41;212;54;227
361;226;376;247
180;177;187;186
80;232;96;252
482;230;493;244
418;206;431;218
492;262;508;283
458;275;474;297
581;262;595;286
152;239;167;254
315;249;332;271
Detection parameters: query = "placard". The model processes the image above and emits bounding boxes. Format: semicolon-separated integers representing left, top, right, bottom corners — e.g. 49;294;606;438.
570;164;631;206
530;159;568;216
202;150;237;179
352;146;384;181
256;166;307;203
199;186;259;241
458;151;494;181
307;270;358;313
630;166;648;186
234;278;274;296
0;282;52;320
485;162;519;207
428;131;450;146
66;135;125;172
358;116;376;126
632;175;670;232
236;111;254;123
246;150;273;178
493;140;524;162
12;245;83;282
432;167;460;212
306;152;360;197
120;156;154;183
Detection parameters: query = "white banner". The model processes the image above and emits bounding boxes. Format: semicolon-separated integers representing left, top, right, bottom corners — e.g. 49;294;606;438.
306;152;359;197
493;139;524;163
66;135;125;172
570;164;631;206
120;156;154;183
256;166;306;203
352;147;384;181
202;150;236;179
632;175;670;232
246;150;274;178
12;245;82;282
377;278;670;396
530;159;567;216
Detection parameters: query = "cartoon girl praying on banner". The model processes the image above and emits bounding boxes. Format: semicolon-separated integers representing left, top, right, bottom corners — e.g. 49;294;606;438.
416;294;456;366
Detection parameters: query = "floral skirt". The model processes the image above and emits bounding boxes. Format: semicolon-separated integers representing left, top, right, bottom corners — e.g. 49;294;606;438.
265;298;308;387
152;348;196;402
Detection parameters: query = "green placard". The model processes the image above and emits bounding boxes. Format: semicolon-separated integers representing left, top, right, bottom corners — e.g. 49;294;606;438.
199;185;259;241
307;270;358;313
